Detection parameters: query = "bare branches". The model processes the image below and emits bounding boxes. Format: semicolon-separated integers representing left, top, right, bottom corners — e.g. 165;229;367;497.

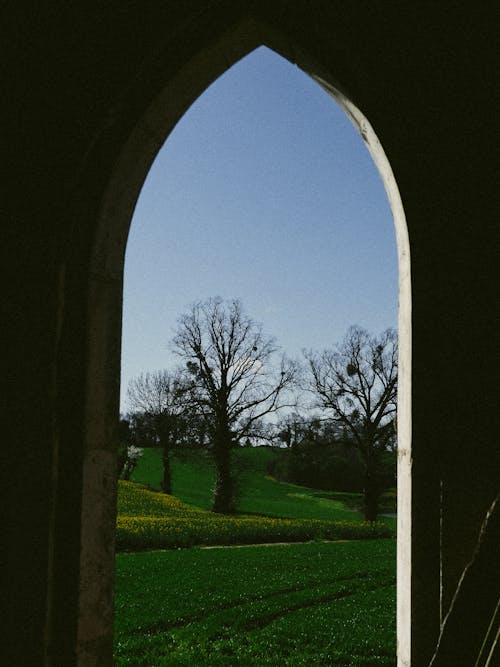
127;368;194;493
304;325;397;444
172;297;298;512
172;297;297;443
127;369;187;417
304;325;398;521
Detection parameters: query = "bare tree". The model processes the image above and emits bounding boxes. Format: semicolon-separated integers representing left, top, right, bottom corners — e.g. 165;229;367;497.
127;369;188;494
304;325;397;521
173;297;296;513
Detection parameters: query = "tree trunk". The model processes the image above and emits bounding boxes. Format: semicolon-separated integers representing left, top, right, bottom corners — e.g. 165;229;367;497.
212;426;234;514
364;462;380;522
157;413;173;494
161;444;171;494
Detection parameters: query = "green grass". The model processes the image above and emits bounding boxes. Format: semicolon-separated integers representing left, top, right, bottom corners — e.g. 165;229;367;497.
118;450;396;665
114;539;396;666
132;447;375;523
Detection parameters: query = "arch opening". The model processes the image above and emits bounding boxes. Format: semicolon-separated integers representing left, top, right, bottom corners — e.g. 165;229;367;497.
83;18;411;666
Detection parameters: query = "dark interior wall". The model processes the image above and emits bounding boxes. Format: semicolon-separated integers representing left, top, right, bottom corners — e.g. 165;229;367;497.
3;3;499;666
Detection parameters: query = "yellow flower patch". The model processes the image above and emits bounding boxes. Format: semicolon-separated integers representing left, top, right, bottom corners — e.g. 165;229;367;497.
116;481;393;551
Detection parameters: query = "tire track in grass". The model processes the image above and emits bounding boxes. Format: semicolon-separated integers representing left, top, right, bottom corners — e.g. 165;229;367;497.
128;572;393;636
120;589;364;662
236;581;396;633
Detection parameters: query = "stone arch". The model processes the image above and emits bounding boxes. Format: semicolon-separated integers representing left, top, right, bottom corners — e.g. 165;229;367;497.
80;16;412;665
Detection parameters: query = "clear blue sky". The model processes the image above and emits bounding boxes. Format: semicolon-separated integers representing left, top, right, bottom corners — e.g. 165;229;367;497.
120;47;397;411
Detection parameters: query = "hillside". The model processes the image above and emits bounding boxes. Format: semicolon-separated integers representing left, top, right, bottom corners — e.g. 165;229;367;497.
130;446;371;523
116;480;392;551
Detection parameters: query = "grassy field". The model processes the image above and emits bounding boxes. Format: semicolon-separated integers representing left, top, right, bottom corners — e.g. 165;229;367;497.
131;446;396;524
114;539;396;666
116;447;396;665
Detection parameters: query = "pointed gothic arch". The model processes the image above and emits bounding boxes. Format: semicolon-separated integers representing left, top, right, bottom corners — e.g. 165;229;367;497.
81;17;412;665
8;6;496;667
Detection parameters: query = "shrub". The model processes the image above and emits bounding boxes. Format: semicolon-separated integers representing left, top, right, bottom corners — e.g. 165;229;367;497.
268;442;366;492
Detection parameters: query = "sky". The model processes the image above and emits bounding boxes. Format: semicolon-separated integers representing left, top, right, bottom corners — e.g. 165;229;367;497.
120;46;398;412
